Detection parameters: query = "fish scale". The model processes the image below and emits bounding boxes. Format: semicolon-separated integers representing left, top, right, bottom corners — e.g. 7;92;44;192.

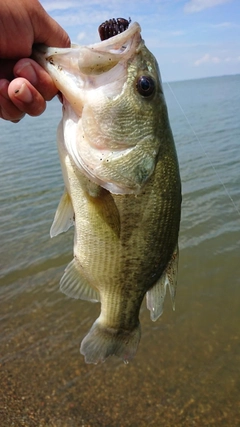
33;21;181;364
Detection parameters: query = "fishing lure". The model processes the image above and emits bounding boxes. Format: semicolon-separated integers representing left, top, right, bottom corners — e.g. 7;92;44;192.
98;18;131;41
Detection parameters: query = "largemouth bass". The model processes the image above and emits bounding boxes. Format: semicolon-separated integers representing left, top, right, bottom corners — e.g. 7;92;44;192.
34;21;181;364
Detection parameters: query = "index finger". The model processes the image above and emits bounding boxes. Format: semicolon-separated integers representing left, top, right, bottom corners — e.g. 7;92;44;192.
14;59;59;101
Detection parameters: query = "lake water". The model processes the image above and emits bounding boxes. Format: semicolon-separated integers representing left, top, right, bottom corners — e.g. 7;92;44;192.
0;75;240;426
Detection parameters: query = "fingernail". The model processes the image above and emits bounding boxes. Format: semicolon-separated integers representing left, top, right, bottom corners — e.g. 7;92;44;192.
14;83;33;103
15;62;37;85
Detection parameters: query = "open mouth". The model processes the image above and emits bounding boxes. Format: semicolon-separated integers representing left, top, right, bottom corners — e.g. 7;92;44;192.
86;21;141;56
33;22;141;76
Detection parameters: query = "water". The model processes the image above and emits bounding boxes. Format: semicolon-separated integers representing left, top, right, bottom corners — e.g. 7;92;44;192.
0;75;240;426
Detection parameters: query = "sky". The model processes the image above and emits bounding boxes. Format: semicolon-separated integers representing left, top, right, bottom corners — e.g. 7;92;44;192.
40;0;240;82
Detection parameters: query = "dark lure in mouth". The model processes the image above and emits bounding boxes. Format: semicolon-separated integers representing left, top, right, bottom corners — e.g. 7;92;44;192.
98;17;131;41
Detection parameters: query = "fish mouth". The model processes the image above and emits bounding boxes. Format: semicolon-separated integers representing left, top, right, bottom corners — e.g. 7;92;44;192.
77;21;142;75
84;21;141;52
33;22;141;78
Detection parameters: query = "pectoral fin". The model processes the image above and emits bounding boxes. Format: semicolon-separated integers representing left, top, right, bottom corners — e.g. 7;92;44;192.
50;189;74;237
146;245;179;321
88;188;120;238
60;258;100;302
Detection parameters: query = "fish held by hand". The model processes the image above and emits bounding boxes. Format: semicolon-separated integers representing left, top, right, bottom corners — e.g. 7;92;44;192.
33;20;181;364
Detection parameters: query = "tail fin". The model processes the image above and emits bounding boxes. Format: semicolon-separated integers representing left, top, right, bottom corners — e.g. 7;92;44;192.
80;318;141;364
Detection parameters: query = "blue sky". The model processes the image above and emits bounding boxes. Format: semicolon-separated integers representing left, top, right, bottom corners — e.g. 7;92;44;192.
40;0;240;82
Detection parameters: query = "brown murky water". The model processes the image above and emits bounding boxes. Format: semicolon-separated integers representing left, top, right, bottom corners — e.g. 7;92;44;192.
1;76;240;426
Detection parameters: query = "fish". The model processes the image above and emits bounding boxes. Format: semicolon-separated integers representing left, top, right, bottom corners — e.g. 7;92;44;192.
33;20;181;364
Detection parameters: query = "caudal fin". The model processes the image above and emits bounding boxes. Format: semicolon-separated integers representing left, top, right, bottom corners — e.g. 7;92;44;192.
80;319;141;364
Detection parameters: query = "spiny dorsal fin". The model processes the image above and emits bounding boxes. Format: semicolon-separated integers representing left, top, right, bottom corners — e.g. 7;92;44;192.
60;258;100;302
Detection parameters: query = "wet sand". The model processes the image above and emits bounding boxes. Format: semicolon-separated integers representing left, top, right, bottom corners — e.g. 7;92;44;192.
1;259;240;427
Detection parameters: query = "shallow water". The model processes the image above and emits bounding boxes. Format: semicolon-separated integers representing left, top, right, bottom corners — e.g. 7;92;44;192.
0;75;240;426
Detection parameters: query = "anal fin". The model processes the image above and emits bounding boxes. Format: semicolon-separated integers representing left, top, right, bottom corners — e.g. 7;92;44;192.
146;245;179;321
60;258;100;302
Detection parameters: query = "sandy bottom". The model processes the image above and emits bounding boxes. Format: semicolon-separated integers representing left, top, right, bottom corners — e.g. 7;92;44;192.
1;267;239;427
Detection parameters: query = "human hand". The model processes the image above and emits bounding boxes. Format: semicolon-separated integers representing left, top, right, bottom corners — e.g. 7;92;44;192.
0;0;70;122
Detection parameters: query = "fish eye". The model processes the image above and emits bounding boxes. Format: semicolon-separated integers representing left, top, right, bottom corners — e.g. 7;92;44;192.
136;76;155;97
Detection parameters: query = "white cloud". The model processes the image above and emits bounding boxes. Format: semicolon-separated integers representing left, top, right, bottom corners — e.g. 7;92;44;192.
212;21;234;28
194;53;240;66
210;21;239;30
224;56;240;62
169;30;185;36
184;0;231;13
212;56;221;63
194;53;220;66
77;32;87;42
41;1;80;12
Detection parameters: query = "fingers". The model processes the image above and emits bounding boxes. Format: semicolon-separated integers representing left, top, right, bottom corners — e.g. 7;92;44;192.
0;59;16;80
0;79;25;122
0;76;47;121
14;58;58;100
0;0;70;122
8;78;46;117
0;58;60;122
